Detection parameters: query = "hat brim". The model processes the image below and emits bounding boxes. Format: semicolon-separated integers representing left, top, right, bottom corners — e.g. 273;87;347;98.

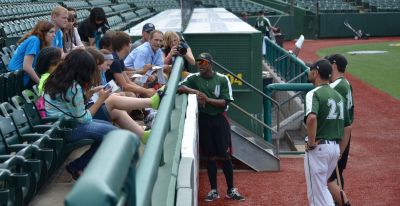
195;58;210;62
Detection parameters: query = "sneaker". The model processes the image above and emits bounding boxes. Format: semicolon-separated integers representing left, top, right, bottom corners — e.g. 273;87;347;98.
226;188;245;201
150;85;166;109
204;189;220;202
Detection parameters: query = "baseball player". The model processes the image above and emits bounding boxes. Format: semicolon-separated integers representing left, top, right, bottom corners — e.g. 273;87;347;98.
304;59;350;206
327;54;354;206
177;53;245;202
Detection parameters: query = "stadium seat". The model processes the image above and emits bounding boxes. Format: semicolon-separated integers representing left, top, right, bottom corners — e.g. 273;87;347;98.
3;72;16;101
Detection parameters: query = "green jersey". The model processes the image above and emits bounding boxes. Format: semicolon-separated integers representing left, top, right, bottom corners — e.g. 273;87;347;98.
255;16;271;33
330;77;354;124
305;84;350;141
180;72;234;115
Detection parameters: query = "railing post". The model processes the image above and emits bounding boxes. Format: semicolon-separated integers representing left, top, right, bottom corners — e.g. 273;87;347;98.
264;85;272;143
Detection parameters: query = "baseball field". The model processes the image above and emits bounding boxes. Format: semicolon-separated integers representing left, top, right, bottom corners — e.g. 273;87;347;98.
198;37;400;206
317;41;400;99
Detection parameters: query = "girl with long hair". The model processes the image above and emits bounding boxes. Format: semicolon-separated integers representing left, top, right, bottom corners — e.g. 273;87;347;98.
43;49;117;179
63;12;83;53
8;21;55;88
85;48;164;143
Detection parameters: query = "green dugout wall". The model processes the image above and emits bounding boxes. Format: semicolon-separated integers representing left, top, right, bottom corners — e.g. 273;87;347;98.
184;8;264;137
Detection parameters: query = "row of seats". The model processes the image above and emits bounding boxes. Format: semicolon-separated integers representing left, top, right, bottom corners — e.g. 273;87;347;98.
132;0;180;13
0;0;30;4
0;44;15;73
361;0;400;12
62;1;91;10
198;0;281;15
0;88;93;205
0;15;51;38
296;0;358;13
89;0;112;7
0;3;59;22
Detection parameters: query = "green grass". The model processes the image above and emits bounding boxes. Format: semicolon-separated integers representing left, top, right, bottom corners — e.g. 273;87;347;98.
317;41;400;99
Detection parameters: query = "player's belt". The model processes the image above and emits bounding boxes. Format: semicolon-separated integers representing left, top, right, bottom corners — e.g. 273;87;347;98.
318;140;338;145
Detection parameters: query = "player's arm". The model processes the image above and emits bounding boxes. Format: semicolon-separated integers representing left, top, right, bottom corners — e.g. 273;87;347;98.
177;85;198;94
204;97;227;108
340;125;352;155
306;113;318;149
339;100;352;154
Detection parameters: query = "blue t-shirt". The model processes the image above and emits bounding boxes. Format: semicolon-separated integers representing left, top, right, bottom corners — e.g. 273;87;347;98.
52;29;63;49
8;35;41;85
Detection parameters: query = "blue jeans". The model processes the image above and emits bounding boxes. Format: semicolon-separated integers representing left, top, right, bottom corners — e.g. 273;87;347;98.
67;119;118;171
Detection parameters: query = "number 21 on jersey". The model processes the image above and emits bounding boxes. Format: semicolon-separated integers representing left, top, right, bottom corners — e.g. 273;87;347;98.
327;99;344;120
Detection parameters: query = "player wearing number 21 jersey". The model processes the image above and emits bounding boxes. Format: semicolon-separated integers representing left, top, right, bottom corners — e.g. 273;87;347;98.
304;59;350;206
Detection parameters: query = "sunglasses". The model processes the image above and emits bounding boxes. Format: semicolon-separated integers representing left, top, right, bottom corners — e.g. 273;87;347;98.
197;59;209;66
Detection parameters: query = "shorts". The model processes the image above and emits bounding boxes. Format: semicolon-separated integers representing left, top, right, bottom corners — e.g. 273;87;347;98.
328;135;351;182
87;103;111;122
198;112;232;158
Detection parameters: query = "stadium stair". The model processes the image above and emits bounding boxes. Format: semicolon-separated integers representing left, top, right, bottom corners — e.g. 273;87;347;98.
230;120;280;172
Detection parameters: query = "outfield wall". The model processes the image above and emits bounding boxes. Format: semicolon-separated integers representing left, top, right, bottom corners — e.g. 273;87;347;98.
319;13;400;38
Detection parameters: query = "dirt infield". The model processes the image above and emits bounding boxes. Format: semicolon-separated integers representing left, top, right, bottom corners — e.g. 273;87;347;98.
199;37;400;206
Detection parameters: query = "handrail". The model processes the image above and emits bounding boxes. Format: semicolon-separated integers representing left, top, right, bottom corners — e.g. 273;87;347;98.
264;38;309;83
212;60;281;144
65;130;140;206
211;60;279;106
230;103;277;134
135;57;184;206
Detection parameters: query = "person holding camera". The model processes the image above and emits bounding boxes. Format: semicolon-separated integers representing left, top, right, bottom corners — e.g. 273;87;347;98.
162;31;195;78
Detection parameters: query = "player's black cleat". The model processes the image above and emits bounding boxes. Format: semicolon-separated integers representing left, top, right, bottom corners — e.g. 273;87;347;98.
204;189;220;202
226;188;245;201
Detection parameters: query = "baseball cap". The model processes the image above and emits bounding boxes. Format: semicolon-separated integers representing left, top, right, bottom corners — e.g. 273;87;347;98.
307;59;332;79
196;53;213;63
327;54;347;69
142;23;155;33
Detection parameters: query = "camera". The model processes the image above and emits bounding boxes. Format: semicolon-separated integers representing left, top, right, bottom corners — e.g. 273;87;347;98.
176;43;187;56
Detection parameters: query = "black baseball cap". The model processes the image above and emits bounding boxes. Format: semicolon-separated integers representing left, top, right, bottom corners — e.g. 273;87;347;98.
327;54;347;70
142;23;155;32
307;59;332;79
196;53;213;63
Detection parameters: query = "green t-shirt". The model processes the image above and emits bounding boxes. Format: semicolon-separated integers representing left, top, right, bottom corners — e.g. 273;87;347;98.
305;84;350;141
180;72;234;115
38;72;50;95
330;77;354;124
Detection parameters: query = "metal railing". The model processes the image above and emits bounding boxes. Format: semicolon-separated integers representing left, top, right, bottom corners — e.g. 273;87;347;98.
212;60;280;147
264;37;309;83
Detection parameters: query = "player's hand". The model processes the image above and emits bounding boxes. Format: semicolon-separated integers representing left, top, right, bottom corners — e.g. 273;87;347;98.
305;141;318;152
197;92;207;108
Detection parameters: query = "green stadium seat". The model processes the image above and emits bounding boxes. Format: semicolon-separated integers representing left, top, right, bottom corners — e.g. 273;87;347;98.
3;72;16;101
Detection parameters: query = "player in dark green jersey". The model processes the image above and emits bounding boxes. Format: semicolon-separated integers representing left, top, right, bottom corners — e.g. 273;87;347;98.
304;59;350;206
327;54;354;206
178;53;244;202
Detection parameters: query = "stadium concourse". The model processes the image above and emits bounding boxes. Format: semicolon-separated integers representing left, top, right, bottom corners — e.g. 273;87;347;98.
199;37;400;206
